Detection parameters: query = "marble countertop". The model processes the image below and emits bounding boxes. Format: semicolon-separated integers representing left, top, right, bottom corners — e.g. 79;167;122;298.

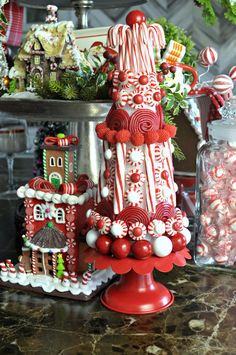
0;262;236;355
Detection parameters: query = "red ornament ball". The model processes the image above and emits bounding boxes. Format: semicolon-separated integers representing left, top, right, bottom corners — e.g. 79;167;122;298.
131;173;140;183
133;94;143;104
96;235;113;255
160;62;168;70
139;75;149;85
97;219;105;229
131;240;153;260
118;71;127;82
160;88;166;97
170;66;176;74
161;170;169;180
87;216;95;227
126;10;146;27
111;238;131;259
104;169;111;179
153;92;162;101
156;72;164;82
112;91;120;102
171;233;186;252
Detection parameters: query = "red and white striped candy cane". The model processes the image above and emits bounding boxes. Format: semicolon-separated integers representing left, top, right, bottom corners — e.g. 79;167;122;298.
82;270;92;285
114;142;126;214
144;144;157;213
162;140;176;206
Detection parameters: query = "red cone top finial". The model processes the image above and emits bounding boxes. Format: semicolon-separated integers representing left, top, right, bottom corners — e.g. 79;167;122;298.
126;10;146;27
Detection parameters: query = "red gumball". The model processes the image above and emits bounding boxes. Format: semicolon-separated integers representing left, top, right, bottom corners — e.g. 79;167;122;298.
131;173;140;183
171;233;187;252
87;216;95;227
132;240;153;260
170;66;176;74
118;71;127;82
139;75;149;85
104;169;111;179
133;94;143;104
112;91;120;102
96;235;113;255
126;10;146;27
153;92;162;101
156;72;164;83
107;71;113;81
160;62;168;70
97;219;104;229
161;170;169;180
160;88;166;97
111;238;131;259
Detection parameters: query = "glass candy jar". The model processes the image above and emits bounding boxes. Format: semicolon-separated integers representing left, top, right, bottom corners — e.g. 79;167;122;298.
195;99;236;267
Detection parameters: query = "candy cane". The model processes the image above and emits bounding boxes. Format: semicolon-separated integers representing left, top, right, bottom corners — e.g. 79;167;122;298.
144;144;157;213
162;140;176;206
114;142;126;214
82;270;92;285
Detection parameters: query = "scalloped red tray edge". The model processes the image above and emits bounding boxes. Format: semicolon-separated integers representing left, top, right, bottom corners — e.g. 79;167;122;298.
84;247;191;275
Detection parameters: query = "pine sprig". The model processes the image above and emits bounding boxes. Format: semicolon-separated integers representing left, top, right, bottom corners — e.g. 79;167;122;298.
195;0;236;25
172;139;186;161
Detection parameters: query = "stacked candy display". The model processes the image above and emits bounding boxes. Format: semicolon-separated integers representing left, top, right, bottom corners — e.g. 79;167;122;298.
195;99;236;267
85;10;192;314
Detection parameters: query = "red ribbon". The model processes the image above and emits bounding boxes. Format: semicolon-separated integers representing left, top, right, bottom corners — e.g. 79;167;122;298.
44;135;79;147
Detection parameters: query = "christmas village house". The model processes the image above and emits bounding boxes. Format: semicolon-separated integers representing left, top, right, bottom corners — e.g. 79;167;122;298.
16;135;94;279
9;18;92;92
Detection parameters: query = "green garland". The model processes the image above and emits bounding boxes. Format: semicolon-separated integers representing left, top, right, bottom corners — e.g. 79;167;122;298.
195;0;236;25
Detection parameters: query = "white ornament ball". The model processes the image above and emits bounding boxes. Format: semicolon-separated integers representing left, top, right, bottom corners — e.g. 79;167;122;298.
86;209;92;218
105;149;112;160
86;229;99;248
182;216;189;228
110;223;123;238
170;144;175;154
101;186;109;198
153;236;173;257
181;227;191;244
174;182;178;192
153;220;165;235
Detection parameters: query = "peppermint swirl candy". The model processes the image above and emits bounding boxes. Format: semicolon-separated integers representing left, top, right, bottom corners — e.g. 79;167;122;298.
116;89;128;108
97;216;112;234
148;219;165;238
107;109;129;131
128;222;147;240
129;109;160;134
110;219;128;238
125;187;143;207
126;169;145;188
153;202;175;221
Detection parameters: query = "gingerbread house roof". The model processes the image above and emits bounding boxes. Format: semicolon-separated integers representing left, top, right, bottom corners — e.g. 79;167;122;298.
16;21;93;71
29;225;67;253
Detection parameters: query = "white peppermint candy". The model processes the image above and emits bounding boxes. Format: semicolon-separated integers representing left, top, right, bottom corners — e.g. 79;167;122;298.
229;65;236;81
199;47;218;66
213;74;234;94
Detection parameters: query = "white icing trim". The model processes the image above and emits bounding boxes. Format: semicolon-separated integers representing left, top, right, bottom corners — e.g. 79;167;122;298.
16;186;93;206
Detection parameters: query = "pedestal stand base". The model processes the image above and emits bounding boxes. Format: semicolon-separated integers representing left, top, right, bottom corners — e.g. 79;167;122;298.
101;269;174;314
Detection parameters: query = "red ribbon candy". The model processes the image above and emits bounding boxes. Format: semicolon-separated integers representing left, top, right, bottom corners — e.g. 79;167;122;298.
44;135;79;147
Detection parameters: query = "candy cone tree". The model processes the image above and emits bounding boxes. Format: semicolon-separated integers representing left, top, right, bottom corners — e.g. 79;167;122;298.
85;10;192;314
56;253;65;279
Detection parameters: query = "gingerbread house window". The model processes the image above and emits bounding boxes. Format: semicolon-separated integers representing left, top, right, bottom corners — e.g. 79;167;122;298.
50;157;56;167
57;157;63;167
34;42;41;51
55;208;65;224
34;204;44;221
34;55;41;65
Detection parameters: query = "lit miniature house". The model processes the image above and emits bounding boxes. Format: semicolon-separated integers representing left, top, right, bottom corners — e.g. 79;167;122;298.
9;5;93;92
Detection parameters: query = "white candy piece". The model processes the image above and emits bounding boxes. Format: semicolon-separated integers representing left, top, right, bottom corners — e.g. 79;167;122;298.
229;217;236;232
181;227;191;244
153;220;165;235
130;150;143;163
110;223;124;238
128;190;141;204
86;209;92;218
229;195;236;210
230;178;236;191
182;216;189;228
86;229;99;248
196;242;208;257
174;183;178;192
101;186;109;198
162;186;172;198
153;236;173;257
170;144;175;154
105;149;112;160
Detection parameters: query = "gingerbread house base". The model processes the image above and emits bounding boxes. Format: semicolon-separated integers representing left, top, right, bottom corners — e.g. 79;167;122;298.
0;266;115;301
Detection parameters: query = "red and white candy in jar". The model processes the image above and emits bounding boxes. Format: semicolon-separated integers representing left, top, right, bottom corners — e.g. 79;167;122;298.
195;99;236;267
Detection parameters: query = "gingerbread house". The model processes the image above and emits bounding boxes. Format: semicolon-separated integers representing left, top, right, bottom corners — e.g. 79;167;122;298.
0;134;115;299
9;5;93;92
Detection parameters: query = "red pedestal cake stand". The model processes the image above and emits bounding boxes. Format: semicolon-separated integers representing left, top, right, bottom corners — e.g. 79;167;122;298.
85;248;191;314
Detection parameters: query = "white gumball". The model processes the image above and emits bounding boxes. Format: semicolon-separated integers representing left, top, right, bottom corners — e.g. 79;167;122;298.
153;236;173;257
182;216;189;228
86;209;92;218
153;220;165;235
105;149;112;160
101;186;109;198
181;227;191;244
86;229;99;248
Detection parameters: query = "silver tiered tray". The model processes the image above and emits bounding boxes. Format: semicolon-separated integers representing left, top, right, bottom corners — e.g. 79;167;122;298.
0;96;112;122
